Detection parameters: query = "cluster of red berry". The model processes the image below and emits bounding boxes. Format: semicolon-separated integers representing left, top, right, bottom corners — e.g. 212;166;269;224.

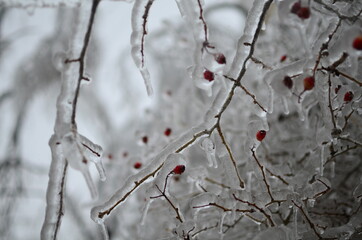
203;53;226;82
290;1;310;20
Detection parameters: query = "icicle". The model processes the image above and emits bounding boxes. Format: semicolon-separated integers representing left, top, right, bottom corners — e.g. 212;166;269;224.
200;137;217;168
61;132;106;197
141;199;152;225
219;212;227;235
131;0;155;96
79;134;106;181
294;207;298;239
282;97;289;115
330;161;335;178
320;145;326;176
99;222;109;240
247;172;253;190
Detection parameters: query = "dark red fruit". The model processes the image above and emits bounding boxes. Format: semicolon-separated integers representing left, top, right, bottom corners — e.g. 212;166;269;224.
344;91;354;102
142;136;148;144
297;7;310;19
280;55;287;62
164;128;172;137
215;54;226;64
203;70;214;82
108;154;113;160
291;2;301;14
303;76;315;91
353;36;362;50
283;76;293;89
256;130;266;142
172;165;186;175
134;162;142;169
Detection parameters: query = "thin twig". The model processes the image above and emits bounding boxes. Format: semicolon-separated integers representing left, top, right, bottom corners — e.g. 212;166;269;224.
327;74;337;129
216;125;245;188
292;200;322;239
251;148;275;202
233;194;275;227
70;0;101;126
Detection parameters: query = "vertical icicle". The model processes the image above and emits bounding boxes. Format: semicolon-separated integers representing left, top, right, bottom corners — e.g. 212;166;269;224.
100;223;109;240
320;145;326;176
131;0;155;96
294;207;298;239
331;161;335;178
141;199;152;225
201;137;217;168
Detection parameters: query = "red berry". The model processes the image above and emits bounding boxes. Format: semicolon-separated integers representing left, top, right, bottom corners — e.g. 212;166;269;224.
215;54;226;64
256;130;266;142
344;91;354;102
203;70;214;82
108;154;113;160
291;2;301;14
303;76;315;91
280;55;287;62
352;36;362;50
142;136;148;144
297;7;310;19
164;128;172;137
335;85;341;94
172;165;185;175
134;162;142;169
283;76;293;89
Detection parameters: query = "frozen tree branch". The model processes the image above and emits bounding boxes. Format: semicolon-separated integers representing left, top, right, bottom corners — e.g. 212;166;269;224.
41;1;100;239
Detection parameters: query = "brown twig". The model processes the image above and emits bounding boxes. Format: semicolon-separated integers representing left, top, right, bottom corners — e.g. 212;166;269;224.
53;161;68;239
217;125;245;188
204;177;231;189
233;194;275;227
193;202;254;214
140;0;155;68
223;75;267;112
292;200;322;239
71;0;101;126
312;19;341;76
251;148;275;203
327;74;337;129
265;168;289;186
153;184;184;223
250;56;272;70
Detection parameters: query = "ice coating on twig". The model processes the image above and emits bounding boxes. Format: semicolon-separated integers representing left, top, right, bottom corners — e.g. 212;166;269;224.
78;134;106;181
61;132;105;198
131;0;155;96
228;0;271;79
41;2;93;239
175;0;211;94
153;153;186;192
90;121;213;223
200;137;217;168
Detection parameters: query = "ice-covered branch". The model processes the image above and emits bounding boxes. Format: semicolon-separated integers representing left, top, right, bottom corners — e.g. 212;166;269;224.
131;0;155;96
41;1;101;239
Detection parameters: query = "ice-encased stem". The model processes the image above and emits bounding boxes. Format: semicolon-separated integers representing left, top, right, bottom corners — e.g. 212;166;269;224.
228;0;273;80
41;1;93;239
130;0;155;96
